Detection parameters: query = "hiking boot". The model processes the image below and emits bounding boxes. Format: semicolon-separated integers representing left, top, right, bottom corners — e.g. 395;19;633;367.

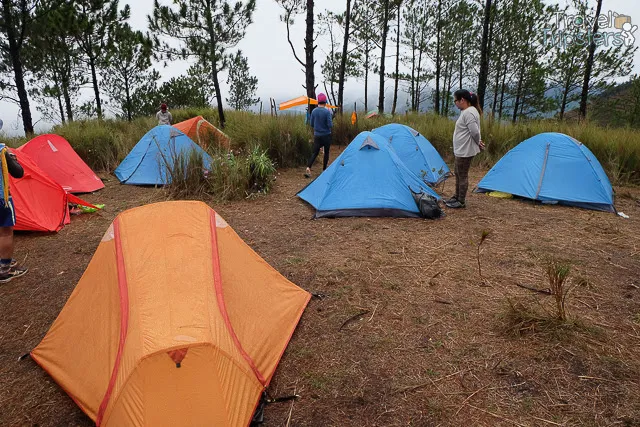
445;196;459;204
444;199;466;209
0;265;28;283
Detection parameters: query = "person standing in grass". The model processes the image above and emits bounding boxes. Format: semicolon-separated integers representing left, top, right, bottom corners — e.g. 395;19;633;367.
445;89;485;209
305;93;333;178
156;103;173;125
0;146;28;283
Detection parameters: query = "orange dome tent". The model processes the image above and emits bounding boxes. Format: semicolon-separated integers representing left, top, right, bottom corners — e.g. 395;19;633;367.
173;116;230;150
31;201;310;426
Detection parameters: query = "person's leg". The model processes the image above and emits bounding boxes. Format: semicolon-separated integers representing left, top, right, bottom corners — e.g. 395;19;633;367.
0;226;13;264
456;157;473;203
306;136;322;175
322;135;331;170
0;198;27;282
453;156;461;200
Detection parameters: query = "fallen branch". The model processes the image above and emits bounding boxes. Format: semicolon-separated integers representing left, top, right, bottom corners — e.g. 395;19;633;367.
434;298;453;305
339;310;370;331
516;283;551;294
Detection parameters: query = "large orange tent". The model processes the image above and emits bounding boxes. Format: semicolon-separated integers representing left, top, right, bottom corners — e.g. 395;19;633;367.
278;95;338;110
31;201;310;426
173;116;230;150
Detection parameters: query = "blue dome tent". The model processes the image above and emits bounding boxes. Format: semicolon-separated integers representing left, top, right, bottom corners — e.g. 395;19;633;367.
372;123;450;185
475;132;615;212
297;132;441;218
115;125;212;185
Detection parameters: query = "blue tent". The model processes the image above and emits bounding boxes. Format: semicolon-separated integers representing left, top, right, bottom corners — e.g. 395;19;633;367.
297;131;441;218
372;124;450;185
115;125;213;185
475;132;615;212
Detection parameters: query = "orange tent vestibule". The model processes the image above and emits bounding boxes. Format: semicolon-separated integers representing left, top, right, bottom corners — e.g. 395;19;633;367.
173;116;230;150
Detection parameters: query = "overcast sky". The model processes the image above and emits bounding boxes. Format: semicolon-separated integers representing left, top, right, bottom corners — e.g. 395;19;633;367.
1;0;639;136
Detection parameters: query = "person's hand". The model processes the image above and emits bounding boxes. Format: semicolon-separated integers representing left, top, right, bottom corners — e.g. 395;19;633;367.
479;140;486;151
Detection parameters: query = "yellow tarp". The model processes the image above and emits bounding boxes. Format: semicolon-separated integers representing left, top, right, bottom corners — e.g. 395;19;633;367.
32;201;310;427
488;191;513;199
279;95;338;110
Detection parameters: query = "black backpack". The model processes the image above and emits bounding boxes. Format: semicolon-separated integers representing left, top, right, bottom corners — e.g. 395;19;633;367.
410;188;445;219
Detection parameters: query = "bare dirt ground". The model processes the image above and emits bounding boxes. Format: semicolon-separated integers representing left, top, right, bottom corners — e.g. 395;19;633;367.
1;149;639;427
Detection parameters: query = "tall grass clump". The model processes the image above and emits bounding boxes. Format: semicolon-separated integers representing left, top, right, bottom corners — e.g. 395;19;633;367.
501;258;583;339
163;149;209;199
224;111;312;167
53;117;153;171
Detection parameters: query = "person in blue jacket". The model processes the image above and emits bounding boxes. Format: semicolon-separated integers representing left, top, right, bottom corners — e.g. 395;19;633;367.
305;93;333;178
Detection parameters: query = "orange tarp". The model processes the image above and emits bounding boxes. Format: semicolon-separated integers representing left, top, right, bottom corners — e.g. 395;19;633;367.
32;201;310;426
173;116;230;150
279;95;338;110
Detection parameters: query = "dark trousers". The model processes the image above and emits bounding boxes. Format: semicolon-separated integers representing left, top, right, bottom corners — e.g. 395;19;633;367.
454;156;474;203
307;134;331;170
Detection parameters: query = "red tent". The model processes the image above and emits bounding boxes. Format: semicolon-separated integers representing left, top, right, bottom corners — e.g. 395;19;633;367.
17;134;104;193
9;149;95;232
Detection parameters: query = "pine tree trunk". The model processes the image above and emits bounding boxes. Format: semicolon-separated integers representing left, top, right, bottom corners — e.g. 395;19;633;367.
1;0;34;135
391;1;401;115
364;45;369;111
62;75;73;122
57;90;66;124
410;40;416;111
580;0;602;119
125;77;132;122
477;0;493;110
434;0;442;115
492;57;501;116
89;55;102;119
378;0;390;114
512;63;525;124
337;0;351;114
305;0;316;103
498;61;507;118
559;76;571;120
459;36;464;90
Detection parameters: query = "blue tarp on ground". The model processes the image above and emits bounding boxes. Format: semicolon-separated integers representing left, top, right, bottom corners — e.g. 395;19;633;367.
115;125;212;185
297;131;440;218
475;132;615;212
372;123;450;185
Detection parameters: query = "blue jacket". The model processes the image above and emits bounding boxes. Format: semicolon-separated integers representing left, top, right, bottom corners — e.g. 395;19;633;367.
310;107;333;136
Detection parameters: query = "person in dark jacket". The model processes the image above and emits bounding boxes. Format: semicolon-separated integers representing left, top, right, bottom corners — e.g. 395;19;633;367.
304;93;333;178
0;147;28;283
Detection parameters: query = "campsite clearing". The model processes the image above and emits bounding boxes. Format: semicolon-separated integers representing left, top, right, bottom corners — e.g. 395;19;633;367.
1;152;639;426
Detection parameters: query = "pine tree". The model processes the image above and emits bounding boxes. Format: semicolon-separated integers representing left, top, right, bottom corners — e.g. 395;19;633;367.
351;0;380;111
226;51;260;111
275;0;316;107
72;0;128;119
0;0;42;135
150;0;256;128
103;23;153;121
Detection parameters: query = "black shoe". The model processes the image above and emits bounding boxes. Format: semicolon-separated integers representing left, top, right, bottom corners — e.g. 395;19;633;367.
0;266;28;283
445;196;458;204
444;199;466;209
